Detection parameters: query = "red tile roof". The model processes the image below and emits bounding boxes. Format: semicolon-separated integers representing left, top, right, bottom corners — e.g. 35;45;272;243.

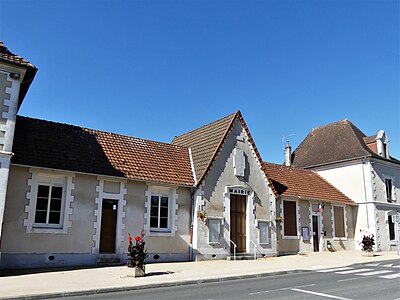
263;162;355;205
12;116;194;186
0;41;36;69
0;41;37;107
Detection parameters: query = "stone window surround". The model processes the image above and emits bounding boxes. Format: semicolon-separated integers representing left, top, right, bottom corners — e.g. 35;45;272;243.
332;205;348;241
223;185;255;252
386;211;398;245
144;184;178;237
256;219;271;245
24;168;75;234
92;177;127;254
383;174;396;202
281;199;300;240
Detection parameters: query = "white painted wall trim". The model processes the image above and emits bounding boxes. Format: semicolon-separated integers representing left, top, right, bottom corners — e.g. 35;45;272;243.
0;156;11;242
24;169;75;234
91;177;127;254
331;205;348;241
281;199;300;240
143;184;178;237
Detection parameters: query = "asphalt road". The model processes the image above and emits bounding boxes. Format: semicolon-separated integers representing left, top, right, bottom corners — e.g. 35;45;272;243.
61;260;400;300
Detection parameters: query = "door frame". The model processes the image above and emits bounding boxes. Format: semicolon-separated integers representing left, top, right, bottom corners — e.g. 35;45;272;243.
92;179;127;254
99;199;119;253
223;186;254;254
311;211;323;252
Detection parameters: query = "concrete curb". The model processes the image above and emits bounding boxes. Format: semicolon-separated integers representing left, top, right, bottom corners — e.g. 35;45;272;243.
1;269;309;300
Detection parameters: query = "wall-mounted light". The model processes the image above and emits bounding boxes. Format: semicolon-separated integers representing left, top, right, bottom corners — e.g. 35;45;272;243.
10;73;20;80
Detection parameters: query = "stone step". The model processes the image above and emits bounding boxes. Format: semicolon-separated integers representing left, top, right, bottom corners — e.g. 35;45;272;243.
96;254;122;266
227;254;257;261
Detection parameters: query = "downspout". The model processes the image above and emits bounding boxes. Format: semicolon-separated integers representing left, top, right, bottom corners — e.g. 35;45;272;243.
361;157;370;229
188;147;197;261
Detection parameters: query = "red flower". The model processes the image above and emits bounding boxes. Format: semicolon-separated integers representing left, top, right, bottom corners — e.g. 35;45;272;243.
135;235;142;242
128;233;132;243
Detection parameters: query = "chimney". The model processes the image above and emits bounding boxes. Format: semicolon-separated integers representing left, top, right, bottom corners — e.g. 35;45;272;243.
285;142;292;166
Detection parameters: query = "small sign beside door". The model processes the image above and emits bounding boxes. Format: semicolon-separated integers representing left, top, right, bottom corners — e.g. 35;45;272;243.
302;226;310;241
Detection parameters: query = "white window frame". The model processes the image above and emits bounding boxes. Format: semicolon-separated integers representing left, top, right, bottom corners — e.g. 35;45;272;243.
144;185;178;237
24;170;75;234
332;205;348;240
383;174;396;203
281;199;300;239
34;179;65;228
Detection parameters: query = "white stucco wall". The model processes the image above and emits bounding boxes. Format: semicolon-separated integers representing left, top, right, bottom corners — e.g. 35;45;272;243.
194;119;276;260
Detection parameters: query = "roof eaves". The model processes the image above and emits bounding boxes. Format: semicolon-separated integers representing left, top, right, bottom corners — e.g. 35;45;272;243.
196;111;239;188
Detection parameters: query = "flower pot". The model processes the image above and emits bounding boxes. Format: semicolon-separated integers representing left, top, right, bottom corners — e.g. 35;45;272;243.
362;251;375;257
128;266;146;278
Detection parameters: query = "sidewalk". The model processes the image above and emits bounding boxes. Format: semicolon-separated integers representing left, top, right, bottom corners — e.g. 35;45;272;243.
0;251;398;299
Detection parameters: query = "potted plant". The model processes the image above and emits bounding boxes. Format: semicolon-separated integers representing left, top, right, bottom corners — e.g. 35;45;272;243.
275;217;284;223
197;210;207;224
127;230;149;277
360;234;375;257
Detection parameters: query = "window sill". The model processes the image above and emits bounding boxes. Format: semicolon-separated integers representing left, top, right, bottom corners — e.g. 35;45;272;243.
29;227;67;234
147;229;174;237
333;237;348;241
282;235;299;240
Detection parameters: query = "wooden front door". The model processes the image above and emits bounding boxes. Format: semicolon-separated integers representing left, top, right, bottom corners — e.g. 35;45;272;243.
230;194;247;253
100;199;118;253
312;215;319;252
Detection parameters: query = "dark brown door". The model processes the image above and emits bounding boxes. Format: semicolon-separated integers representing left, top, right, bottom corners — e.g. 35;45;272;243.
100;199;118;253
230;194;246;253
312;216;319;252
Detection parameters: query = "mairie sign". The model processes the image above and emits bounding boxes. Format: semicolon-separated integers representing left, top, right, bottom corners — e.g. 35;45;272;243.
229;188;250;195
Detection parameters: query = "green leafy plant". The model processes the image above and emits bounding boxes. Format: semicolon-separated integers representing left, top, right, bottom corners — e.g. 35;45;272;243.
127;230;149;269
360;234;375;252
197;210;207;222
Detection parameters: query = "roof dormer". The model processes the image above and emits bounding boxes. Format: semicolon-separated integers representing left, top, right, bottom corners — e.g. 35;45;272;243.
376;130;389;159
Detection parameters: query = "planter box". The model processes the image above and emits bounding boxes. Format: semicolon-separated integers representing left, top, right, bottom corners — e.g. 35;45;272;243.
127;266;146;278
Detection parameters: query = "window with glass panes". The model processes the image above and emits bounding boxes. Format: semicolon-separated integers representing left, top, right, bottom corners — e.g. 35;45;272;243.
385;179;393;201
150;194;169;229
34;184;63;225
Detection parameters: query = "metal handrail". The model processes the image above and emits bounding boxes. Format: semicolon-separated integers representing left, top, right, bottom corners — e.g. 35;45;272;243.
249;240;258;260
230;239;237;261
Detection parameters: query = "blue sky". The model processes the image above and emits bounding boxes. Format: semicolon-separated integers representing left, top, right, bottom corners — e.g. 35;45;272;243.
1;0;399;163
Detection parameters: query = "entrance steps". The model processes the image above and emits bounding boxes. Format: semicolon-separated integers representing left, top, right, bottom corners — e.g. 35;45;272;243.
96;254;122;266
227;253;257;261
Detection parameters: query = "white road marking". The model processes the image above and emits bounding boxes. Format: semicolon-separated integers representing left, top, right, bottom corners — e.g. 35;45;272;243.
317;267;353;273
382;264;393;267
379;273;400;279
336;268;372;274
248;284;315;295
356;270;393;276
364;263;380;267
393;265;400;268
337;277;362;282
291;288;353;300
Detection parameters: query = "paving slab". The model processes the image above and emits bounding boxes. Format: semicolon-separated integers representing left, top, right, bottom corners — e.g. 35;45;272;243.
0;251;398;299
